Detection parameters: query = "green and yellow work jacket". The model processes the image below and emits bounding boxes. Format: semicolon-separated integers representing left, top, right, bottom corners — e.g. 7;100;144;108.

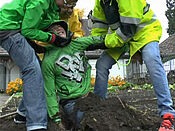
91;0;162;61
0;0;60;42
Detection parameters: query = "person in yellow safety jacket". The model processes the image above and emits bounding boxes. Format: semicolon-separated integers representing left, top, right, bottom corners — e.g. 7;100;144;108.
90;0;175;130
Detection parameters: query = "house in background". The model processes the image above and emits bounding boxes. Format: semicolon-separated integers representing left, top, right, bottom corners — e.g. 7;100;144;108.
1;20;175;91
0;45;129;91
1;36;175;91
86;50;129;78
159;34;175;83
0;47;20;92
159;33;175;72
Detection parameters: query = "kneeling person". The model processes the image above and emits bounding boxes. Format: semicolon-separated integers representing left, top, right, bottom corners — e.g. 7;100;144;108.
41;21;105;129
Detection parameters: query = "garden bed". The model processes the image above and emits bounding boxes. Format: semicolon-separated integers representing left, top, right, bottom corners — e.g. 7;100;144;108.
0;89;175;131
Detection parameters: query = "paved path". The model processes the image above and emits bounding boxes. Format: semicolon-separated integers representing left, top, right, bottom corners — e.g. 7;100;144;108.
0;93;10;107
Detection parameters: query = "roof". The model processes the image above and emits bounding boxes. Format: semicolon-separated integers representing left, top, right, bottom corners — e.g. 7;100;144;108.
159;34;175;63
159;34;175;56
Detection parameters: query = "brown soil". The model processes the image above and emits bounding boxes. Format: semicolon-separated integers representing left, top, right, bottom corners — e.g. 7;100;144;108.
1;89;175;131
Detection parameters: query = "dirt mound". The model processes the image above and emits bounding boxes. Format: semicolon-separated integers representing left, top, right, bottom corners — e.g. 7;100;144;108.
74;92;158;131
0;89;164;131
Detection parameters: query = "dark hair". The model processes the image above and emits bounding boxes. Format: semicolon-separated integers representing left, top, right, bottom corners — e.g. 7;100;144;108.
47;21;68;32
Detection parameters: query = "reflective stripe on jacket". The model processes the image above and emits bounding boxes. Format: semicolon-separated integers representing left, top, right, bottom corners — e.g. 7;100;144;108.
91;0;162;61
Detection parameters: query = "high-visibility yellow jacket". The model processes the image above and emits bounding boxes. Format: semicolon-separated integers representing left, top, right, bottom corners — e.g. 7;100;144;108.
91;0;162;61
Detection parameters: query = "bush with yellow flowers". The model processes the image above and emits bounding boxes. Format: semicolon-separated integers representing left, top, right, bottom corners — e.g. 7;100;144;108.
91;75;96;88
91;75;126;88
90;75;95;92
108;76;126;87
6;78;23;96
90;75;135;92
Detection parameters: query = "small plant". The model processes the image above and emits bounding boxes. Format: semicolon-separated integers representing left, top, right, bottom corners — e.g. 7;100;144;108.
6;78;23;95
90;75;96;92
90;75;131;93
91;75;95;88
108;76;126;87
139;83;153;90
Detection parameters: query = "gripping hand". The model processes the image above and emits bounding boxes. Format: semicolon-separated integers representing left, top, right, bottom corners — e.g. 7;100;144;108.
49;31;73;47
86;42;108;51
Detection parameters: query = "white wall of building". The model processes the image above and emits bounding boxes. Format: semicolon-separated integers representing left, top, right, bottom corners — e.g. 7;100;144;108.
89;59;127;79
5;64;21;89
164;59;175;74
10;66;21;81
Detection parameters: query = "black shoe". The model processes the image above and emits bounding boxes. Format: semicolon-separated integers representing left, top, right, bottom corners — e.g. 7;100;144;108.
14;113;26;124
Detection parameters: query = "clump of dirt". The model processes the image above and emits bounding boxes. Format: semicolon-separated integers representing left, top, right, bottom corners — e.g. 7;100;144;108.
74;92;159;131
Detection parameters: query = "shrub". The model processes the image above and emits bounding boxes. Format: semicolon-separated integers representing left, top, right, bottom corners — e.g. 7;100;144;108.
108;76;126;87
6;78;23;95
91;77;95;87
90;75;129;92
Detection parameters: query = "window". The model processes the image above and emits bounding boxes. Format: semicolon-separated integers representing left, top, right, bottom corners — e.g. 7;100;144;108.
0;63;5;92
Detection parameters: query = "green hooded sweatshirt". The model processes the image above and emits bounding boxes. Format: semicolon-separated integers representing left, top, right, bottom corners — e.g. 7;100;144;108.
41;35;104;119
0;0;60;42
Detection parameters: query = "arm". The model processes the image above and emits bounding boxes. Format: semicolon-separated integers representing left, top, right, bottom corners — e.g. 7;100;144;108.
21;1;59;42
105;0;148;48
117;0;146;40
91;0;109;36
41;58;60;121
86;42;107;51
70;35;106;52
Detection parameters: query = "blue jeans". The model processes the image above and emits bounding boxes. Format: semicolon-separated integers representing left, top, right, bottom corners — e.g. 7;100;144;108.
0;33;47;131
60;99;84;130
94;41;175;117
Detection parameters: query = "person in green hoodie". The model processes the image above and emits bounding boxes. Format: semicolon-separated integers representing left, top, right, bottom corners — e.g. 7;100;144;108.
0;0;76;131
40;20;105;130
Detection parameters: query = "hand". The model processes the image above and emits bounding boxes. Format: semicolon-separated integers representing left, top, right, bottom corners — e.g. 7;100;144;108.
49;31;73;47
58;123;66;131
86;42;108;51
86;35;106;51
52;112;61;124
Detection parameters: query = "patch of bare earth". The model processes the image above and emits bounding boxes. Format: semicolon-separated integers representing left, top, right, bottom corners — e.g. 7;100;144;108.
1;89;175;131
